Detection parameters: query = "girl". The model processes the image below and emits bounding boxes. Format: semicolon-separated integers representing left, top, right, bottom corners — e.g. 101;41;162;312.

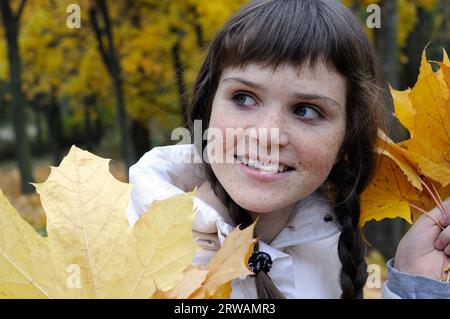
126;0;450;298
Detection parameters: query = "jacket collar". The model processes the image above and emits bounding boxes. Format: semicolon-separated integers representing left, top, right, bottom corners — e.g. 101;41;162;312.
193;189;342;251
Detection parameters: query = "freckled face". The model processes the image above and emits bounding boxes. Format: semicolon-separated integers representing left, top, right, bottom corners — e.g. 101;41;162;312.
207;62;347;213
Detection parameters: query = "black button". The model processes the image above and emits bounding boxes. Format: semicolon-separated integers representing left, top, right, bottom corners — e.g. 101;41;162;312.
324;215;334;222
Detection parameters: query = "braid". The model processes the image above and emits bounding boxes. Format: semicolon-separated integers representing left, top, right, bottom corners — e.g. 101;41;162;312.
329;157;369;299
209;171;253;229
203;164;286;299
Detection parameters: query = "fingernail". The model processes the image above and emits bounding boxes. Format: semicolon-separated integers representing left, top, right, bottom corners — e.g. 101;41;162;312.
439;214;447;225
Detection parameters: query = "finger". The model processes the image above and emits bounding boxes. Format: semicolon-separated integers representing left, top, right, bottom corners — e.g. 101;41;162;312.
419;202;447;229
422;197;450;228
440;197;450;227
445;244;450;256
435;225;450;250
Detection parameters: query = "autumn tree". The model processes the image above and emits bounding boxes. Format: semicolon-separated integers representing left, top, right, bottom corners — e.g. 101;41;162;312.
18;0;90;165
88;0;137;169
0;0;34;193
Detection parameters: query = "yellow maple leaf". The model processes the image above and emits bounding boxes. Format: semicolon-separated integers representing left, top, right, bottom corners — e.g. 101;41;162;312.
392;50;450;187
390;87;415;138
200;221;256;297
359;153;449;227
0;146;197;298
437;48;450;90
377;131;423;189
152;221;257;299
361;144;450;227
361;48;450;227
360;152;416;227
207;282;232;299
360;131;423;227
151;264;209;299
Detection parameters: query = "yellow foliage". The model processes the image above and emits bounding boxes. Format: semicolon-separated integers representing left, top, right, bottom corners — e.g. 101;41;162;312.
438;49;450;91
397;51;450;186
0;146;198;298
417;0;438;11
397;0;418;48
151;221;257;299
360;48;450;227
0;146;257;299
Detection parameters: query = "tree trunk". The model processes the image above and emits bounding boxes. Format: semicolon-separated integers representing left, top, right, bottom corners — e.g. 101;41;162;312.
131;119;150;159
84;105;93;151
89;0;136;172
44;92;62;166
83;95;103;147
435;1;450;55
0;0;34;193
367;0;408;259
373;0;398;88
400;7;434;89
32;96;43;147
94;105;103;146
112;75;135;168
188;5;205;48
172;40;188;125
83;99;93;151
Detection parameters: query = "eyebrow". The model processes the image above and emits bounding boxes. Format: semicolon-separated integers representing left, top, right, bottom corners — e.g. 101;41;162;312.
222;76;342;109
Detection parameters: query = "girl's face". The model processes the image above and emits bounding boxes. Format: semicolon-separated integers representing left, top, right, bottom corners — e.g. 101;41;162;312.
208;62;347;213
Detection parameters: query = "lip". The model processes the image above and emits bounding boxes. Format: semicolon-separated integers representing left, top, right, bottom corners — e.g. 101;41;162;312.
236;162;293;182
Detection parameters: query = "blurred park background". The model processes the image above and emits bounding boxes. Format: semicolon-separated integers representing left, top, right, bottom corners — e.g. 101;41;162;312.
0;0;448;298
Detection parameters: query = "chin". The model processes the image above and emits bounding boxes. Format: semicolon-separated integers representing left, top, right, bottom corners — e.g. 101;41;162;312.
231;194;284;213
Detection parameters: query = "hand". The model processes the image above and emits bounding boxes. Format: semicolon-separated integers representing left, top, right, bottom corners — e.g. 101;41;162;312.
394;197;450;280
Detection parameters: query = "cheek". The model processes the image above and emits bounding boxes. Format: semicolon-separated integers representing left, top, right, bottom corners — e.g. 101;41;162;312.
209;99;237;127
208;105;248;154
292;134;342;189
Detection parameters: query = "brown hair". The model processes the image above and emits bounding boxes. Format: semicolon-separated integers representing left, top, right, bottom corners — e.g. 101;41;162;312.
186;0;387;299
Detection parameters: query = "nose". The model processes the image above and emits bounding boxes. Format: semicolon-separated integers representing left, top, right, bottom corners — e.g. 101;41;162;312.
251;106;289;148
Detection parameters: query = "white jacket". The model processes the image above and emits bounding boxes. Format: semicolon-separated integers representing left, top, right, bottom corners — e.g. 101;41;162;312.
126;144;401;298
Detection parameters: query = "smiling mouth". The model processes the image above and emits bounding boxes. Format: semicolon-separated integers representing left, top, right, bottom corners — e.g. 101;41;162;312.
234;155;295;174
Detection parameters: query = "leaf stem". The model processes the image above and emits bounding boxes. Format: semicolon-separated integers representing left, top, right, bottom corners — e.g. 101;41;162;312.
442;257;450;283
430;182;445;214
420;177;445;215
441;254;447;281
419;178;449;283
445;262;450;273
408;202;444;230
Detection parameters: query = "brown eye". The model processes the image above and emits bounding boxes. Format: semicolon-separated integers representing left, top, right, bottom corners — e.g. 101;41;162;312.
233;93;256;107
294;105;321;120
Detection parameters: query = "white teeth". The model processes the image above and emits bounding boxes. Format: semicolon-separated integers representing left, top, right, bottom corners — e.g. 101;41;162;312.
236;156;290;174
263;162;278;173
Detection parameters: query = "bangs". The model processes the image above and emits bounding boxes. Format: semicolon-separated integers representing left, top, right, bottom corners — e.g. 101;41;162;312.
212;0;367;74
